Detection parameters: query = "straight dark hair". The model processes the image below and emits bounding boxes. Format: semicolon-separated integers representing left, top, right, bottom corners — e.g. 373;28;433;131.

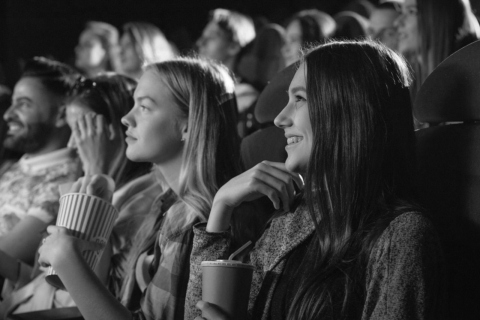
287;40;416;319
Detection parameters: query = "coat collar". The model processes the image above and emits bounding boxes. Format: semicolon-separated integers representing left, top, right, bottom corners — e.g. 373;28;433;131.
253;203;316;271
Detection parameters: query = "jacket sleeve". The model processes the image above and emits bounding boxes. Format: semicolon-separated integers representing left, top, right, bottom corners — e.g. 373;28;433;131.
363;213;446;320
184;223;232;320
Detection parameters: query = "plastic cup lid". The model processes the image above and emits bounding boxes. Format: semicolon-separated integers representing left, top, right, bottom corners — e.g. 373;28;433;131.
201;260;254;269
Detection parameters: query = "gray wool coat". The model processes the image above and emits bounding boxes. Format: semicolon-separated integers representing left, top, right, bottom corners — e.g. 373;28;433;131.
185;206;445;320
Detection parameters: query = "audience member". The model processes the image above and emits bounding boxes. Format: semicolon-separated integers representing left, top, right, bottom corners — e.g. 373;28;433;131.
0;87;21;171
367;1;401;50
197;9;257;114
188;40;445;319
333;10;369;39
282;9;336;66
0;57;80;265
0;73;154;317
395;0;480;99
74;21;120;78
38;57;242;320
118;22;176;80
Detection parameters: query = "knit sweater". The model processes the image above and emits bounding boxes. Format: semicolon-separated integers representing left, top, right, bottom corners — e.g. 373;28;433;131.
185;206;445;320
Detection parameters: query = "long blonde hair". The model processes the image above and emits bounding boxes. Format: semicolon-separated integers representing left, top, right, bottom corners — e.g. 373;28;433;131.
117;57;241;301
147;58;239;218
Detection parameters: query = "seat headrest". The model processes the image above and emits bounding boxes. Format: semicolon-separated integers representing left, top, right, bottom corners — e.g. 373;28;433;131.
414;40;480;123
254;63;297;124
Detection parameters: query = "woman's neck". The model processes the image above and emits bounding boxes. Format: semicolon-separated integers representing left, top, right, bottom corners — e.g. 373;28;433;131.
154;156;183;195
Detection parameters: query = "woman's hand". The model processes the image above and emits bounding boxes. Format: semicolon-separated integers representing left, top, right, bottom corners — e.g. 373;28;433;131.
195;301;230;320
207;161;303;232
70;174;115;203
71;113;119;177
38;226;103;270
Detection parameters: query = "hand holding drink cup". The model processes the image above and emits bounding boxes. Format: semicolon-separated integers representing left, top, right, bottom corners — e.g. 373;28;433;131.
38;174;117;290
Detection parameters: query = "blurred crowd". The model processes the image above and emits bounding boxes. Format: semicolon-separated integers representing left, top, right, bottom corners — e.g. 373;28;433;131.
0;0;478;319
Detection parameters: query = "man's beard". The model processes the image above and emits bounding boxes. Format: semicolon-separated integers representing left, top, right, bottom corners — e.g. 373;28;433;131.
3;122;55;154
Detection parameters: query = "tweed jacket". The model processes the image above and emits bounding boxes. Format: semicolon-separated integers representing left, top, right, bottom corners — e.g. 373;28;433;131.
185;205;445;320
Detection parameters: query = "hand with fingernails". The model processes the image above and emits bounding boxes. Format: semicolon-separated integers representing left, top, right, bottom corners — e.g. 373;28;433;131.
206;161;303;233
38;174;114;269
69;112;120;177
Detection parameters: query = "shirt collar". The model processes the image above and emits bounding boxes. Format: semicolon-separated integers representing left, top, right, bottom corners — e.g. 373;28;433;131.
19;148;75;173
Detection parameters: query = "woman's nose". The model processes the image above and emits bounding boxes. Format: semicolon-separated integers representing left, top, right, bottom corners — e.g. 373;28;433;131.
274;102;294;129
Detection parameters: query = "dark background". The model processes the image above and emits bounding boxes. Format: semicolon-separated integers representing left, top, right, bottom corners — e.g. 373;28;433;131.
1;0;480;88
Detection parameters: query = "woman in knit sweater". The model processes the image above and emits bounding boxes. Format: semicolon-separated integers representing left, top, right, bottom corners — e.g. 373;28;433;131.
187;40;445;320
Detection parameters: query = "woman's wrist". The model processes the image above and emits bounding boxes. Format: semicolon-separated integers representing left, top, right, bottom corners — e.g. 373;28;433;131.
51;238;81;271
206;199;234;233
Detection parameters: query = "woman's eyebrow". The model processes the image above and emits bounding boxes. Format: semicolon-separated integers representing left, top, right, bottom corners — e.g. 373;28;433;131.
136;96;157;104
290;86;306;94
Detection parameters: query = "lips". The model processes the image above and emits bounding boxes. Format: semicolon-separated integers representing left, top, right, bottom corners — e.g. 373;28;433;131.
125;131;137;140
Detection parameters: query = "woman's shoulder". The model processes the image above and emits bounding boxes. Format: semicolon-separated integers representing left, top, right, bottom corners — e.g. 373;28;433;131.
371;211;441;263
382;211;435;240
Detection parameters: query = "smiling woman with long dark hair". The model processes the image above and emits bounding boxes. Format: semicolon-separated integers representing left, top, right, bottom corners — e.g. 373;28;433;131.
188;40;445;320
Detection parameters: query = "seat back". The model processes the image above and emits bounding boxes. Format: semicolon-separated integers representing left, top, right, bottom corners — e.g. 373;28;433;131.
414;40;480;319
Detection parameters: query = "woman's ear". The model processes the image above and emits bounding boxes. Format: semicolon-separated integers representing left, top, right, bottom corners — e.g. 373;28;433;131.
108;124;116;140
55;105;68;128
180;118;188;142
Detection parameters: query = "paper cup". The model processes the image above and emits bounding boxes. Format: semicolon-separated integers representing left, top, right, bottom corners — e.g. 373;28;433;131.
201;260;254;320
46;192;118;290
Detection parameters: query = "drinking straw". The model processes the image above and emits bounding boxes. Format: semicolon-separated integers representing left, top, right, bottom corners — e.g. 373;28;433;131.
228;240;252;261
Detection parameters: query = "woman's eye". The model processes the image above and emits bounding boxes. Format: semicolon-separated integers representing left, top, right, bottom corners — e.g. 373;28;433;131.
294;95;306;103
139;105;148;111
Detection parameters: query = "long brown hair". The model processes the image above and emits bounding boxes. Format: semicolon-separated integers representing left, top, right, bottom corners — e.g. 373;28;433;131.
287;40;416;319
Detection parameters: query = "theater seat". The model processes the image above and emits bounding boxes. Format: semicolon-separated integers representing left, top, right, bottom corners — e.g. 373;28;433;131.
240;64;296;170
414;40;480;320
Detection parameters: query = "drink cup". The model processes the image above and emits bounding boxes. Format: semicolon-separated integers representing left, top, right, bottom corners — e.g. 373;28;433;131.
201;260;254;320
45;192;118;290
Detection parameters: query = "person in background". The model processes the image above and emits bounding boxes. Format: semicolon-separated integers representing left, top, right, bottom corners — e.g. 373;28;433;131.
118;22;176;80
0;57;80;267
75;21;120;78
395;0;480;100
188;40;445;320
282;9;336;67
38;57;242;320
367;1;401;50
0;86;21;172
197;9;257;115
0;74;155;317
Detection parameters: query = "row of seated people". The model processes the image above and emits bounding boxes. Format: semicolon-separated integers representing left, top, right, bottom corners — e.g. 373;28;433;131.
43;0;479;138
0;38;465;320
0;1;479;320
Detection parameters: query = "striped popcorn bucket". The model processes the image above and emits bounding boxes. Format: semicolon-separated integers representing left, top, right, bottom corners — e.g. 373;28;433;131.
45;192;118;290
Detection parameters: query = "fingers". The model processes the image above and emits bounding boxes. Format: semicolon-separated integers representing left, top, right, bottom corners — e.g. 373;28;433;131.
75;116;87;139
84;113;96;136
70;178;83;193
79;175;91;194
196;301;228;320
79;238;105;252
94;114;107;135
262;161;304;189
46;225;68;235
251;162;296;212
86;174;115;202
